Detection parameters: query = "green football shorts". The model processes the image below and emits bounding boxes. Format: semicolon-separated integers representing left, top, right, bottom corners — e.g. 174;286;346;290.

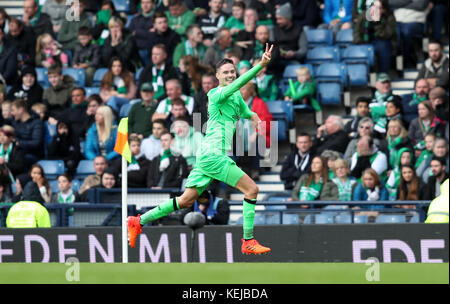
184;154;246;196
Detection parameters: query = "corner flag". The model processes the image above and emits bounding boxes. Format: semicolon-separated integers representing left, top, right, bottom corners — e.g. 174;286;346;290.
114;117;132;163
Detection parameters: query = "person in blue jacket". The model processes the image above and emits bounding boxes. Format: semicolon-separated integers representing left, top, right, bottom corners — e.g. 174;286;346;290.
320;0;353;33
353;167;389;209
84;105;120;162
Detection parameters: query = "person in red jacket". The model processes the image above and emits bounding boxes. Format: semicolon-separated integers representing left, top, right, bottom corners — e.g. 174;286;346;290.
234;81;273;180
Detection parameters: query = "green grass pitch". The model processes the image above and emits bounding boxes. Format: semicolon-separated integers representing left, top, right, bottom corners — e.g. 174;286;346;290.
0;263;448;284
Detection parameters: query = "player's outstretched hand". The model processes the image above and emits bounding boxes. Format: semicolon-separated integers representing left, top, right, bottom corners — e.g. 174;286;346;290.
260;43;274;67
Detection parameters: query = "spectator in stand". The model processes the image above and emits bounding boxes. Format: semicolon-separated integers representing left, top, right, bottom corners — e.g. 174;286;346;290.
57;0;92;52
281;133;315;190
41;0;68;35
1;100;12;124
100;57;137;115
321;149;342;179
110;135;151;188
332;158;358;202
180;189;230;225
344;117;387;164
401;78;430;126
84;105;120;162
178;55;215;97
313;115;349;155
48;119;82;177
172;117;204;169
43;65;75;118
386;118;413;171
252;58;278;103
6;66;43;110
52;173;80;225
5;18;35;69
101;16;142;73
127;0;156;66
0;26;18;86
139;44;179;101
319;0;353;33
164;98;193;127
80;167;121;203
224;1;245;39
0;125;27;181
35;33;69;69
153;79;195;121
141;119;167;161
192;72;217;134
165;0;197;38
82;94;103;141
386;146;414;200
349;135;388;182
353;168;389;209
0;8;10;34
202;27;237;68
145;11;181;66
244;25;280;74
147;131;189;189
22;0;54;37
408;100;446;151
353;0;396;73
10;99;44;166
419;137;449;183
91;0;123;46
417;39;449;90
427;0;447;42
415;133;436;179
284;66;321;113
423;156;448;200
198;0;228;47
390;0;428;69
273;2;307;64
234;8;258;56
373;95;407;138
29;164;52;204
371;73;394;104
72;27;101;87
290;156;339;203
78;155;108;195
429;86;448;123
344;97;371;139
128;82;158;140
396;164;426;206
173;24;207;68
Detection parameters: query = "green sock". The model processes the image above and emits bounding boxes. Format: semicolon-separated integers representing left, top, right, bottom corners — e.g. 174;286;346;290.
140;197;180;225
243;198;256;240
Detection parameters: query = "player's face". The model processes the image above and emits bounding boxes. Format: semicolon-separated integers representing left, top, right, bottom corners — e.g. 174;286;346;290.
217;63;236;86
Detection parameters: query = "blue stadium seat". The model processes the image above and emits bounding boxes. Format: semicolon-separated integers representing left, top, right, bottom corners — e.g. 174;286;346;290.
62;68;86;87
322;205;349;215
119;102;133;118
72;178;81;192
35;67;50;88
236;215;266;225
409;214;420;223
37;160;65;179
85;86;100;97
112;0;130;12
125;14;135;27
92;68;108;87
265;203;287;210
335;29;354;48
266;100;292;141
315;62;349;89
305;28;333;48
315;213;334;224
354;215;369;223
75;160;95;179
135;67;144;81
341;44;375;66
303;214;314;224
282;213;300;224
375;214;407;223
346;64;368;86
317;82;342;105
306;46;340;67
265;213;281;225
49;179;59;194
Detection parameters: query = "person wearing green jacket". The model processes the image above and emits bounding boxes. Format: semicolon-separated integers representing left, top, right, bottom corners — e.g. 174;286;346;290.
6;182;51;228
284;66;321;112
385;147;414;200
172;24;207;68
165;0;197;38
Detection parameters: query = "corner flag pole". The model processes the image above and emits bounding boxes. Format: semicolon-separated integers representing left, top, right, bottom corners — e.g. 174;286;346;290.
122;156;128;263
114;117;132;263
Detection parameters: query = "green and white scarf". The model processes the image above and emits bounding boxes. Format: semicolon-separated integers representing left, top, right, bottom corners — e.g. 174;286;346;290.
113;76;127;94
333;177;356;202
409;93;427;107
387;136;404;169
152;65;165;100
58;189;75;214
299;178;323;201
0;144;12;163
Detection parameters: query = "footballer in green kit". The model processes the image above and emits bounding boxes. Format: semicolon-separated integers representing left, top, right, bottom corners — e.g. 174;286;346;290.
128;44;275;255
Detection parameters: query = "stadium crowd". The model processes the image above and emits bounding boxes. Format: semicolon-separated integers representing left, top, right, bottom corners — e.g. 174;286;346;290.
0;0;448;224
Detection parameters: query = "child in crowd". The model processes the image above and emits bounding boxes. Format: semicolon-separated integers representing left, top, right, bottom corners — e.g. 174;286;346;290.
253;58;278;102
284;66;320;112
224;1;245;38
1;100;12;121
332;158;357;202
52;173;80;226
72;27;101;86
35;33;69;69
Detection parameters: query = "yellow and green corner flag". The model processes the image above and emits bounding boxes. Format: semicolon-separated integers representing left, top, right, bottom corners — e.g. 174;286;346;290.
114;117;132;163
